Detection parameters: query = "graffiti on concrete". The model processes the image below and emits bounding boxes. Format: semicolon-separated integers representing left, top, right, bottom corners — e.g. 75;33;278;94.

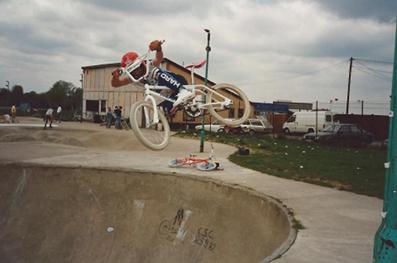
158;208;188;242
193;227;216;252
158;219;178;242
158;208;216;252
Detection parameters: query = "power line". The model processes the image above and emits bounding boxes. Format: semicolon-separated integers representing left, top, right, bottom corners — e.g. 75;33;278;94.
355;58;393;65
354;65;392;81
354;65;390;80
355;60;393;75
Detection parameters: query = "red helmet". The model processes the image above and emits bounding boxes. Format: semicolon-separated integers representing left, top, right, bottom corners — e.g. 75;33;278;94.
120;52;138;67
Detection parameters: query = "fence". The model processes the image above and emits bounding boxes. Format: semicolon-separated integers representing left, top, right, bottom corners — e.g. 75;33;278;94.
334;114;389;141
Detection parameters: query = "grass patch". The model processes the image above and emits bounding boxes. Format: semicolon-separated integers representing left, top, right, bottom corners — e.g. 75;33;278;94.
292;218;306;231
175;130;386;198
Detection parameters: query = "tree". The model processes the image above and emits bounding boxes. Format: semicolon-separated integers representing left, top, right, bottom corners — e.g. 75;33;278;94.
46;80;74;109
0;88;10;106
70;87;82;112
10;85;24;106
24;91;43;108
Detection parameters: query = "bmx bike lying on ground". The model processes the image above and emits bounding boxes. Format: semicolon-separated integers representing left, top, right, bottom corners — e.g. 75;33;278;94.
168;154;220;171
119;41;251;150
168;146;221;171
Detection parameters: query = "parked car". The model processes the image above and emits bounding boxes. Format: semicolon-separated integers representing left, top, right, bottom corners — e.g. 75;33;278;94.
223;125;244;134
303;123;373;146
283;111;334;134
195;120;228;133
241;118;273;135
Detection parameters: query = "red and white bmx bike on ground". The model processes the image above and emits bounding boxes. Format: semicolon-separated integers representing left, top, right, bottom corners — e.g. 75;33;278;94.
168;146;221;171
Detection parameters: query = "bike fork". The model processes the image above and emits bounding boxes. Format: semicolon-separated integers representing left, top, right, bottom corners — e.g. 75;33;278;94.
144;95;160;127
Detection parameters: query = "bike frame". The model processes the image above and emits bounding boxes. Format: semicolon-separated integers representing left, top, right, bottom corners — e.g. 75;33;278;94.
176;157;211;166
172;145;216;167
120;47;233;126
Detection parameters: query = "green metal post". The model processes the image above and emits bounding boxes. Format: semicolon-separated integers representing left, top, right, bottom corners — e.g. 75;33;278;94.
373;18;397;263
200;29;211;152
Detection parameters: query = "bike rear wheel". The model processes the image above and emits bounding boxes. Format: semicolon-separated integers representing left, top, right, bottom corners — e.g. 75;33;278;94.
196;161;217;171
206;83;251;126
168;159;184;168
130;101;170;150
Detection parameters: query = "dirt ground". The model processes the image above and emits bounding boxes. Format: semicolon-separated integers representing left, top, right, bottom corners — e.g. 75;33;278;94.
0;117;233;154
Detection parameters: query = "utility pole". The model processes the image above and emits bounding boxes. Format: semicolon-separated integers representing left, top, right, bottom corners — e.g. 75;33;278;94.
5;81;10;106
200;29;211;153
346;57;353;115
315;101;318;138
361;100;364;116
80;74;83;122
373;17;397;263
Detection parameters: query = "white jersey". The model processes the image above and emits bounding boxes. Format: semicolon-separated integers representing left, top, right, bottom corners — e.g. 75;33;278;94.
46;108;54;116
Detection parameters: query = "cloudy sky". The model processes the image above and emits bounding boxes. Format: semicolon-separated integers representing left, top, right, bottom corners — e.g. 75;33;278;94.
0;0;396;113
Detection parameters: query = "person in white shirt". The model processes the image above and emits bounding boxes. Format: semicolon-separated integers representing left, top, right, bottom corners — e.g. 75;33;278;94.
44;108;54;129
56;105;62;123
2;114;11;123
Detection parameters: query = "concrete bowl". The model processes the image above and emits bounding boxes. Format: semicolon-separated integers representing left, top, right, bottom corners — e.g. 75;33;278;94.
0;164;296;263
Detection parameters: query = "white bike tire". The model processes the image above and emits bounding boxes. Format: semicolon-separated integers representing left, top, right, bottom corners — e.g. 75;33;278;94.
196;162;217;171
168;159;183;168
206;83;251;127
130;101;170;150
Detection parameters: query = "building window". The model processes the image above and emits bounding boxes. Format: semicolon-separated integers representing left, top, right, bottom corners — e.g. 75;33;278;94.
228;108;235;118
86;100;99;112
100;100;106;112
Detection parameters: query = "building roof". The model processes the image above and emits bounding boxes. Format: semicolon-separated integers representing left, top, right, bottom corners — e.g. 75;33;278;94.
273;100;313;111
81;58;216;86
251;102;289;113
81;63;120;70
162;58;216;86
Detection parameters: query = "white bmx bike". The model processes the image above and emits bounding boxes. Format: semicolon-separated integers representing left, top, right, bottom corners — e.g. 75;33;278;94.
119;41;251;150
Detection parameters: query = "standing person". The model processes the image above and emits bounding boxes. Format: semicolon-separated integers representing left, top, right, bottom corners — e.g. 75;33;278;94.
3;114;11;123
106;107;113;128
10;105;16;123
56;105;62;123
111;40;194;111
43;108;54;129
114;106;121;129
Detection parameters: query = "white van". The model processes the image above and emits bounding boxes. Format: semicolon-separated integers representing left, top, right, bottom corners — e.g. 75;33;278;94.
282;111;334;134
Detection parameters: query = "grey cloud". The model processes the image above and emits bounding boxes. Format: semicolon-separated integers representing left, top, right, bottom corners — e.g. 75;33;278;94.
301;22;394;60
80;0;218;18
0;22;69;55
310;0;397;22
0;0;394;106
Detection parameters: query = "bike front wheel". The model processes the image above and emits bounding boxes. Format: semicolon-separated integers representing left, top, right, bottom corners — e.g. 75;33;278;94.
206;83;251;127
130;101;170;150
196;161;217;171
168;159;184;168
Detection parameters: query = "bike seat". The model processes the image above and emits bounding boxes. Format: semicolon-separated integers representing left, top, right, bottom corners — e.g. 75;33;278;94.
185;60;206;69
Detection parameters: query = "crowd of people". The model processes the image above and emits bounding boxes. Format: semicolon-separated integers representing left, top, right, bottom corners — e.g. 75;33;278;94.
1;104;128;130
106;106;125;129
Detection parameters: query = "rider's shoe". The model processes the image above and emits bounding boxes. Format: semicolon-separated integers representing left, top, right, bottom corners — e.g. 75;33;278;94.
168;106;178;116
173;89;194;107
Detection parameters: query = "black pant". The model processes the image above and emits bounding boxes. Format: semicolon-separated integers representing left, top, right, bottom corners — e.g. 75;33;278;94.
44;115;53;129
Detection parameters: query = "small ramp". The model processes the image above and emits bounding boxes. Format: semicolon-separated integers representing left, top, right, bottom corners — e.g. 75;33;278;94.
0;123;59;128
